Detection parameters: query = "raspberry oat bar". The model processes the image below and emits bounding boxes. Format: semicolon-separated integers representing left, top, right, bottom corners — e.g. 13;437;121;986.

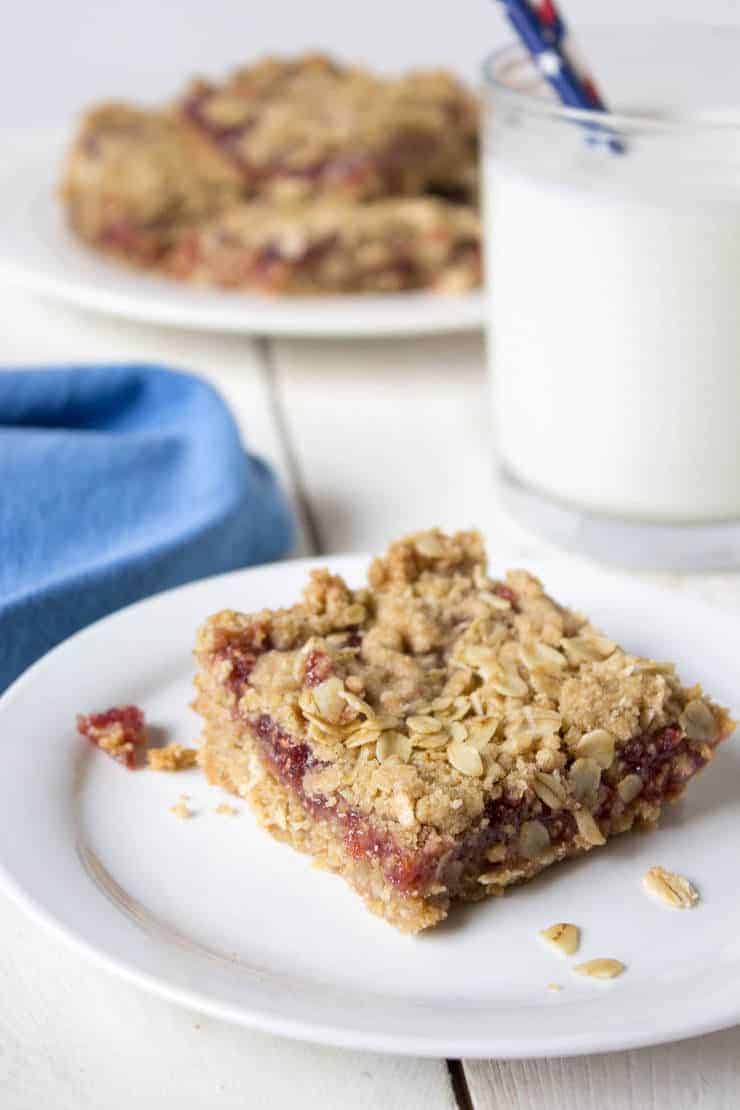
62;104;240;265
168;198;481;294
179;54;479;203
61;54;481;295
195;530;733;933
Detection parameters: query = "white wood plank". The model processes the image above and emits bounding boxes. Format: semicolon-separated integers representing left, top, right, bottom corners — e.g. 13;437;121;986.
0;893;456;1110
272;337;740;605
271;335;540;559
464;1032;740;1110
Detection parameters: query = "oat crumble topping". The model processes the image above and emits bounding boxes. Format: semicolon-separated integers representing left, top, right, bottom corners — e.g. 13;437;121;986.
192;529;733;932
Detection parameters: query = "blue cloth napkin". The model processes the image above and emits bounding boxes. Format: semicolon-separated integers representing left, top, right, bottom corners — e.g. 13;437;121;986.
0;365;294;692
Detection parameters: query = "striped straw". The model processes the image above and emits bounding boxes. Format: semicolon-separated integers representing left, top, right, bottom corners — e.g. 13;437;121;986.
495;0;622;150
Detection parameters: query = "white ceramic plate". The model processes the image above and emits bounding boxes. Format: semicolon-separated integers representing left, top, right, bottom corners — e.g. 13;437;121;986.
0;553;738;1059
0;134;484;338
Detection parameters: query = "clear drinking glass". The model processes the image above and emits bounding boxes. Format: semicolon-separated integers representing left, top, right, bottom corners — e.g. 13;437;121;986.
483;24;740;569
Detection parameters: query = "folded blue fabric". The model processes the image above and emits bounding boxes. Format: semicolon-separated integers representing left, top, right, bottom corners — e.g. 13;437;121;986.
0;365;294;692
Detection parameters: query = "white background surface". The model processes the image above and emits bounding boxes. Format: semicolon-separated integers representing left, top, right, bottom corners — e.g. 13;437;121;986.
4;0;740;1106
5;0;740;129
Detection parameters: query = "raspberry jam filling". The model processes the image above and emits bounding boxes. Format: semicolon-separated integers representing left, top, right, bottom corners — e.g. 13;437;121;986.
249;710;712;901
493;583;519;610
252;713;435;894
598;724;707;811
444;727;712;896
303;649;333;688
97;219;167;263
182;92;251;151
218;624;272;695
439;798;578;899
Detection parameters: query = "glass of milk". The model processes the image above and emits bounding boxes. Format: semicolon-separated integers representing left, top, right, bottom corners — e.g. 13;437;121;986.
484;24;740;569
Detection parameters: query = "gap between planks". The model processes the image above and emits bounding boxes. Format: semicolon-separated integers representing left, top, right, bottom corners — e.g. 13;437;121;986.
257;335;476;1110
257;336;325;557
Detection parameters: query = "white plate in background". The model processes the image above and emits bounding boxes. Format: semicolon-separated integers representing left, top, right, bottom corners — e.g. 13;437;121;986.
0;553;738;1058
0;136;484;339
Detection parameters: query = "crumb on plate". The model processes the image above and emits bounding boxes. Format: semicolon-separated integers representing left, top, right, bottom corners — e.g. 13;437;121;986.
170;801;193;820
147;742;198;771
643;865;699;909
573;958;625;981
539;922;580;957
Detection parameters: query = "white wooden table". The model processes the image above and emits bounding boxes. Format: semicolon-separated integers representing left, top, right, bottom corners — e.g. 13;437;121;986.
2;288;740;1109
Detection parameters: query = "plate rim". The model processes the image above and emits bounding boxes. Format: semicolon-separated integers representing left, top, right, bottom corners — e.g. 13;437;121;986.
1;554;740;1059
0;130;485;339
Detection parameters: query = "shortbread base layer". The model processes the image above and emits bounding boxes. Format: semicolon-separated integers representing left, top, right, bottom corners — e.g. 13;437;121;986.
194;700;703;934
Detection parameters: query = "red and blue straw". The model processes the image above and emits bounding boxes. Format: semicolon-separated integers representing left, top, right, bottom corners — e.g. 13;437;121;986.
495;0;623;150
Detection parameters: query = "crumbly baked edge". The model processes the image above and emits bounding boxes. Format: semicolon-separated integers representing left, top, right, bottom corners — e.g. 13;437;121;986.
198;717;446;932
194;686;718;934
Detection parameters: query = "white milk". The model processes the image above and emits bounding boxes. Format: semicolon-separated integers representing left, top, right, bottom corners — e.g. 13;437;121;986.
487;126;740;524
